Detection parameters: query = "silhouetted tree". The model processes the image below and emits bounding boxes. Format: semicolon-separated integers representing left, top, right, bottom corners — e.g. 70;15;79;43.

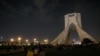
82;38;94;45
98;41;100;45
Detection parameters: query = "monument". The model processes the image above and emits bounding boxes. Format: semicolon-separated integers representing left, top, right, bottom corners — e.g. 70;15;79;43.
51;13;98;45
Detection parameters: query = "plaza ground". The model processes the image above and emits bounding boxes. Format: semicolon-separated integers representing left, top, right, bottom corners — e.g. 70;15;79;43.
0;45;100;56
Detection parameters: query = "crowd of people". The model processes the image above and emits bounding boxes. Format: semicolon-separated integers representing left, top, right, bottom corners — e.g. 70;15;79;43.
27;44;45;56
0;40;100;56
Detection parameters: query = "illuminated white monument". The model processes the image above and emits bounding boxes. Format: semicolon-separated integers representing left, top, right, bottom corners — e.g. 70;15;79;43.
51;13;98;45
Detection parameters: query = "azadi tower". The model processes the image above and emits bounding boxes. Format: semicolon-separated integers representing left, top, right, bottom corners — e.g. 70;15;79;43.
51;13;98;45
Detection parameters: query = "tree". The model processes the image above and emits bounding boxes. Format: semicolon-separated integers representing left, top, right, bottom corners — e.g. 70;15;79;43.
82;38;94;45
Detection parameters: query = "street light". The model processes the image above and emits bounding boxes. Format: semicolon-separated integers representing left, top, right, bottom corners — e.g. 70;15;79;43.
25;39;29;45
18;37;21;45
33;38;37;41
10;38;14;42
44;39;48;44
33;38;39;45
25;39;28;43
10;38;14;45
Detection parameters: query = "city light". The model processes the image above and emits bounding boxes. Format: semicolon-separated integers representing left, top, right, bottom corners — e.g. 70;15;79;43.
10;38;14;42
33;38;37;41
36;40;39;43
74;41;81;45
33;38;39;45
17;37;22;45
25;39;29;43
18;37;21;41
25;39;29;45
44;39;49;44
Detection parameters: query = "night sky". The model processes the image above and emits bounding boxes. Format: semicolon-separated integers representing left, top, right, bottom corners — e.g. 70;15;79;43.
0;0;100;42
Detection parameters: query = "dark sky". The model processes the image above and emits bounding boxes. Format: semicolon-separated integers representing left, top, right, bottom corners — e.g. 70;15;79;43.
0;0;100;41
